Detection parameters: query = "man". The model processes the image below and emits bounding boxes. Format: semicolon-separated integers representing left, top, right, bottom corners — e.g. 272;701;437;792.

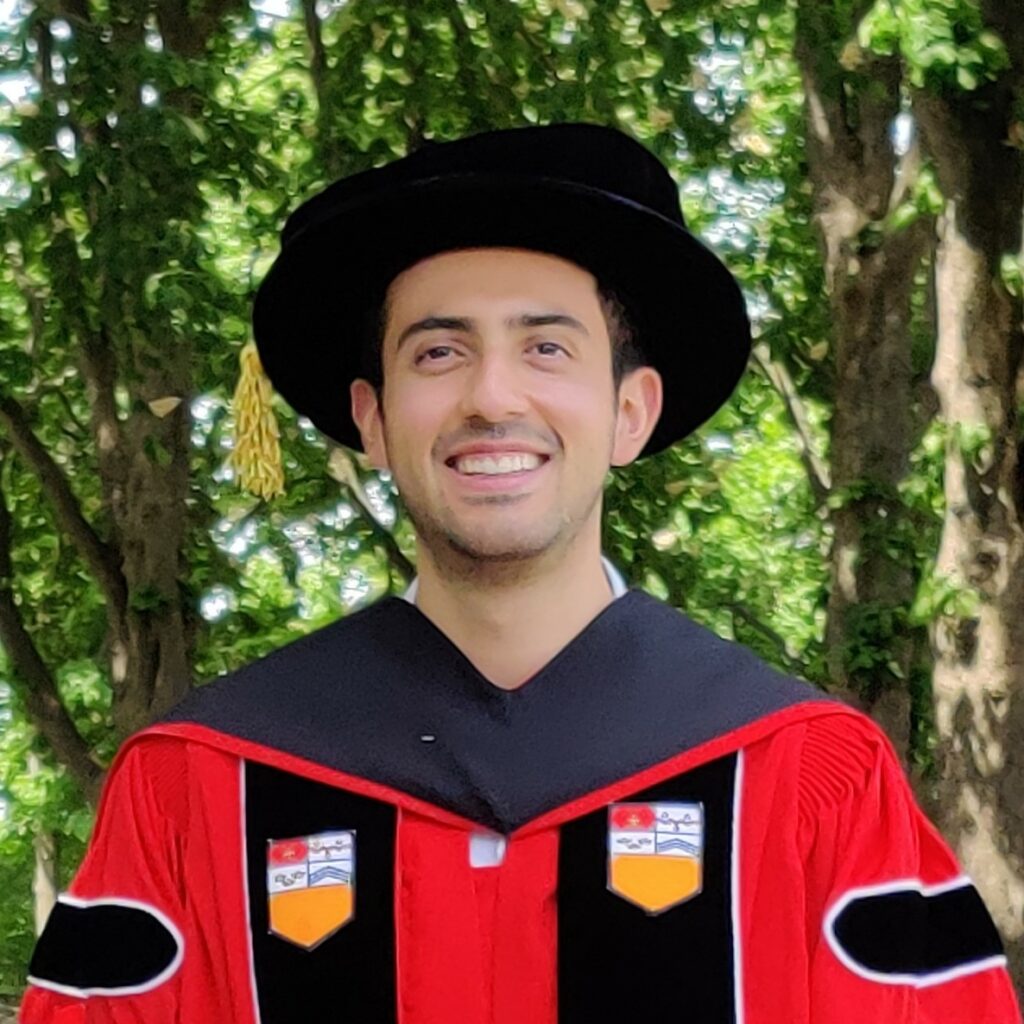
21;124;1020;1023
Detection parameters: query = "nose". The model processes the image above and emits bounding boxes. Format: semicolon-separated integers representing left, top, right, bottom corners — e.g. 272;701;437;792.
458;349;530;424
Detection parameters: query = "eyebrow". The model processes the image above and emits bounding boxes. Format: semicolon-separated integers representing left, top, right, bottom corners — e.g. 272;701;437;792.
395;312;590;350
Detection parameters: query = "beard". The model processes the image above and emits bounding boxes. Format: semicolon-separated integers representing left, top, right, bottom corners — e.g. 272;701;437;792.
397;473;605;583
381;413;614;582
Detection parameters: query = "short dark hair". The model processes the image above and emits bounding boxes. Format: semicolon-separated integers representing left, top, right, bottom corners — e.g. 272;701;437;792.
357;274;645;392
596;279;645;386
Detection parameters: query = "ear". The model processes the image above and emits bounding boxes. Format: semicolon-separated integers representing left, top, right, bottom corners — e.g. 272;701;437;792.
350;378;390;471
611;366;663;466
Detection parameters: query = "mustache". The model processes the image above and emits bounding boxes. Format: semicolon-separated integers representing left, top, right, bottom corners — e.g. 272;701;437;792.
434;422;559;458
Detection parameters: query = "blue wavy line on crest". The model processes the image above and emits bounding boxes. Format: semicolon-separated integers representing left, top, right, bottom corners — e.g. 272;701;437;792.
656;838;700;855
309;866;352;886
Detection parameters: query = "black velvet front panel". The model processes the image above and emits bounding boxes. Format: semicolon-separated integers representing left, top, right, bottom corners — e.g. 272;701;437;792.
166;592;827;834
244;761;397;1022
558;753;738;1023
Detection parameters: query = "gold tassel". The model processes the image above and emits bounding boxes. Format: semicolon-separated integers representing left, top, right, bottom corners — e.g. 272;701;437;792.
228;341;285;500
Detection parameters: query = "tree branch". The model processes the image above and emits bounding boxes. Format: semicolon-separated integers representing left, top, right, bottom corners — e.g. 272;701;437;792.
0;456;103;804
513;25;560;84
26;17;128;532
0;395;128;617
300;0;327;103
40;385;90;438
155;0;248;58
7;247;48;356
726;601;805;676
981;0;1024;74
299;0;346;178
794;0;902;245
327;447;416;582
79;325;127;537
886;131;922;217
53;0;91;25
751;343;832;504
446;1;518;123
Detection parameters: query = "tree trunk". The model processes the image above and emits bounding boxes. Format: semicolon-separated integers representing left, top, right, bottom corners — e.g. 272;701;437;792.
914;63;1024;980
822;221;933;756
0;2;248;798
28;752;58;935
31;829;57;936
110;421;194;735
110;328;195;738
795;0;932;759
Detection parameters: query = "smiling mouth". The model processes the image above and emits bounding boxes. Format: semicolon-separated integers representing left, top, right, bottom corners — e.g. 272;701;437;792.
445;453;549;476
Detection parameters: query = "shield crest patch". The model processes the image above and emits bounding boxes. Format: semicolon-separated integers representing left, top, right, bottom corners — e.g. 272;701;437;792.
267;830;355;949
607;802;703;914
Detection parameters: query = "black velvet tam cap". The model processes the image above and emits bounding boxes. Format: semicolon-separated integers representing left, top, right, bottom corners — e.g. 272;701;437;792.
252;122;751;457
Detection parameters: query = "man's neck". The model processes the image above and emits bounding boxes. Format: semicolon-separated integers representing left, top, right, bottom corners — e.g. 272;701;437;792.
407;545;619;691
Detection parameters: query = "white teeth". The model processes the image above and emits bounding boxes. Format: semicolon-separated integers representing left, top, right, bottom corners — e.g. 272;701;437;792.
453;452;543;475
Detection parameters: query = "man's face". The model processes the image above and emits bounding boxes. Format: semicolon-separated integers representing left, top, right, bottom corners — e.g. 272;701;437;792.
351;248;661;569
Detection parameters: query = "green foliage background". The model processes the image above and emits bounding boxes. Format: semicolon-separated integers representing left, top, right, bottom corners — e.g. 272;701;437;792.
0;0;1021;999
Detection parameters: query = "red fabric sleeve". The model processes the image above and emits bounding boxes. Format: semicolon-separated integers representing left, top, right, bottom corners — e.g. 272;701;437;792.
19;738;189;1024
798;714;1021;1023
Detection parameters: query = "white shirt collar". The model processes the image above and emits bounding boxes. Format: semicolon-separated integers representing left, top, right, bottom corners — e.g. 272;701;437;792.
400;555;628;605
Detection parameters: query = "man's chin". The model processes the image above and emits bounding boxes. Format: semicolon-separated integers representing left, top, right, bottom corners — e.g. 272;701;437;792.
417;519;569;570
403;502;591;574
442;533;557;565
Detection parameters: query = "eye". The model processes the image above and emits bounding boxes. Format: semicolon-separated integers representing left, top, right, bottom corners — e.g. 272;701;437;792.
531;340;568;358
414;344;457;364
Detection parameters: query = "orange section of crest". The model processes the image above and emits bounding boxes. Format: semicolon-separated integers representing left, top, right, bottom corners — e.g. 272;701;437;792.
609;855;700;913
269;885;353;949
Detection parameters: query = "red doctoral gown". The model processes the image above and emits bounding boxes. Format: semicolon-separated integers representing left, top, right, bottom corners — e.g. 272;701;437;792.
21;591;1021;1023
